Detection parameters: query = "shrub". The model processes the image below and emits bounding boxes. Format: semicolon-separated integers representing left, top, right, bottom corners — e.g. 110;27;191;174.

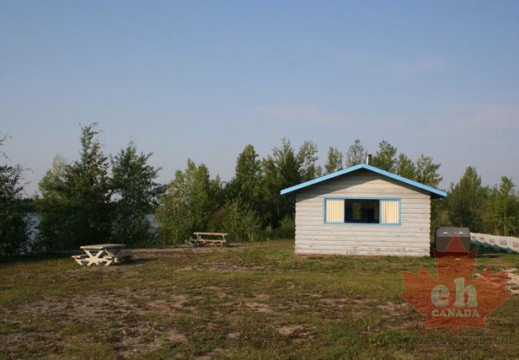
208;200;261;242
274;216;295;239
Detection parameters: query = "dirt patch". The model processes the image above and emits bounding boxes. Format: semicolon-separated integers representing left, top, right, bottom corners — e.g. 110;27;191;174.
254;293;270;301
321;298;348;306
244;302;274;314
282;300;312;311
117;324;187;357
177;266;194;271
9;289;191;321
319;297;366;308
65;264;138;279
1;289;191;357
141;295;190;312
227;332;240;340
13;293;134;322
377;301;411;316
278;325;304;336
276;324;316;342
373;300;421;331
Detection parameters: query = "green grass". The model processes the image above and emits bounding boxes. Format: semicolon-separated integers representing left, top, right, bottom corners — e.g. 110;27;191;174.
0;241;518;359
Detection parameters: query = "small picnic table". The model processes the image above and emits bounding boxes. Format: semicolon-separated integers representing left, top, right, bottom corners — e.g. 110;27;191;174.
72;244;131;266
192;232;229;247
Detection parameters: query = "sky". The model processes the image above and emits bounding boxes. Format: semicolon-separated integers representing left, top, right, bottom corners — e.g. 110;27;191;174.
1;0;518;195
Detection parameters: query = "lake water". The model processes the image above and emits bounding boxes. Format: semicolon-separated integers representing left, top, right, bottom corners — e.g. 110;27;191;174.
23;213;158;254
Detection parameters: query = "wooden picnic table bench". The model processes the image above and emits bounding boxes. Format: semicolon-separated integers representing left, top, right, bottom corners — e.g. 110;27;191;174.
72;244;132;266
192;232;229;247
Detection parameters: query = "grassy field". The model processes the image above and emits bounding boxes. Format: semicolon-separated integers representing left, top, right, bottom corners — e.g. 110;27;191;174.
0;241;518;359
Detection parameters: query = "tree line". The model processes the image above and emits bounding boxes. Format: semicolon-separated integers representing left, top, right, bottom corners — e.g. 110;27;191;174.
1;124;518;255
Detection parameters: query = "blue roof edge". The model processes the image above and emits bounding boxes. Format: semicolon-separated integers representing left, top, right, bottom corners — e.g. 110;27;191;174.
280;164;447;198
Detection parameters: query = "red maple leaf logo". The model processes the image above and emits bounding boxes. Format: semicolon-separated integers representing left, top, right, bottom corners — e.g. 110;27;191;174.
401;234;511;333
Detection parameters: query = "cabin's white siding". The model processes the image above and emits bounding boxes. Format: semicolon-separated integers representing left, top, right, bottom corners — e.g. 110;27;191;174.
295;170;431;257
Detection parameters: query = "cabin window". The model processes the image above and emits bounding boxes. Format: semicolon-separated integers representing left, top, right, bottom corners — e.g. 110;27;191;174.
344;199;379;223
325;198;400;225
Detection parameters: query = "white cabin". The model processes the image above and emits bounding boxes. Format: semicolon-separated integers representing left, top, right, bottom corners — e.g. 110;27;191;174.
281;164;447;257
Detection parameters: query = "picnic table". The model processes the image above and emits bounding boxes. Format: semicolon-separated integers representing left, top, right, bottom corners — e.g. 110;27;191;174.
192;232;229;247
72;244;131;266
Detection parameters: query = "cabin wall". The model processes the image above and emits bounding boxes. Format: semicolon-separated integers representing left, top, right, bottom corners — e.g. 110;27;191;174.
295;170;431;256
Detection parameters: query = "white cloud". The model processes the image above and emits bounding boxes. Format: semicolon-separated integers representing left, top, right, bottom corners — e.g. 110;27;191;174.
254;105;352;124
437;103;519;130
448;103;519;129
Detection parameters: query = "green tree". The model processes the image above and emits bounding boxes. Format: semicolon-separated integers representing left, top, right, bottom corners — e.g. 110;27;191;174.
155;170;190;244
110;143;163;245
38;124;112;249
371;140;397;171
227;145;262;210
187;161;217;228
345;139;365;167
400;153;444;234
156;160;218;244
431;196;451;232
297;140;321;181
447;167;488;232
324;146;343;174
395;153;417;180
0;136;28;256
262;138;301;227
36;156;72;250
484;176;518;236
415;155;442;188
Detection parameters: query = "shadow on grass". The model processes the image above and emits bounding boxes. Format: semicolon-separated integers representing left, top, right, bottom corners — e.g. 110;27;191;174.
1;254;158;267
125;258;157;266
0;253;71;265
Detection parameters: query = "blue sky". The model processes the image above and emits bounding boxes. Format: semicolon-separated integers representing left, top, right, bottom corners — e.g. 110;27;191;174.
1;1;518;195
